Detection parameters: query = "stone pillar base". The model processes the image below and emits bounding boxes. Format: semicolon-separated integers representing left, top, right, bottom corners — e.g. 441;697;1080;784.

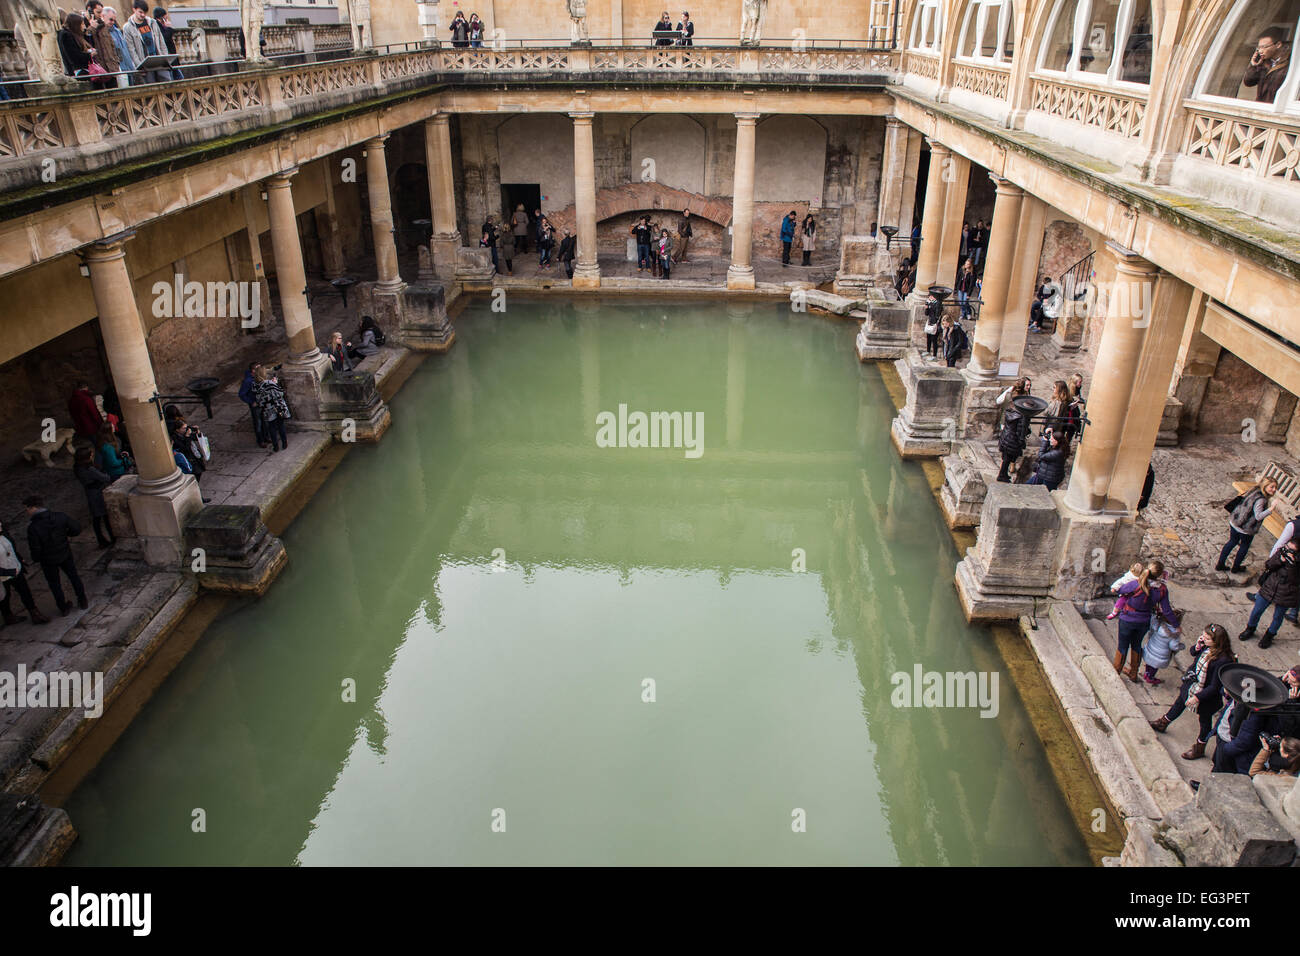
833;276;872;298
455;246;495;291
126;471;204;567
322;369;392;443
1157;394;1184;447
726;265;756;290
853;291;912;362
939;439;998;529
960;370;1003;441
572;263;601;289
954;483;1061;622
432;232;460;279
183;504;288;595
1052;500;1142;602
1050;310;1086;355
398;282;455;352
890;352;966;458
279;351;333;423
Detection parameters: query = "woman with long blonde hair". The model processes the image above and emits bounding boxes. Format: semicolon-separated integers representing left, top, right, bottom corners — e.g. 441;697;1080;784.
1216;474;1277;573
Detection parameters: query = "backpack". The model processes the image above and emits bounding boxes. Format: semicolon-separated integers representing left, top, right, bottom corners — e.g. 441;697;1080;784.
372;324;386;347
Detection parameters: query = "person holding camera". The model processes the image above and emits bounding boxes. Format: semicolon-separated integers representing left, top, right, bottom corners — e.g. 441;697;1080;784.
1250;735;1300;777
1239;537;1300;649
1027;427;1070;492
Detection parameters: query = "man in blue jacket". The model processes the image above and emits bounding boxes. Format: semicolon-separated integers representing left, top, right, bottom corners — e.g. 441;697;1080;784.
780;211;797;266
238;362;267;447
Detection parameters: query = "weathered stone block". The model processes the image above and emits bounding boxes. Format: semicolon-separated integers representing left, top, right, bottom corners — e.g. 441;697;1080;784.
955;482;1061;621
183;504;287;596
1156;394;1184;447
321;369;391;443
890;352;965;458
1120;818;1184;868
455;246;495;290
854;291;912;362
793;289;858;316
1197;772;1296;866
939;439;997;529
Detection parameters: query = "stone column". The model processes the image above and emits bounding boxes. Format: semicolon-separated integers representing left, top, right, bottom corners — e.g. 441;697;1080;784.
424;113;462;279
912;140;950;293
570;110;601;289
1053;253;1191;600
365;135;404;294
935;151;971;287
727;112;760;291
898;128;923;243
82;232;202;567
315;172;347;282
1061;243;1162;516
876;117;908;233
265;168;333;422
996;194;1048;378
965;176;1023;382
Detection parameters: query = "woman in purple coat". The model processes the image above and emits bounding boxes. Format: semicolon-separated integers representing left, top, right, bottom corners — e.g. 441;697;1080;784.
1113;560;1174;682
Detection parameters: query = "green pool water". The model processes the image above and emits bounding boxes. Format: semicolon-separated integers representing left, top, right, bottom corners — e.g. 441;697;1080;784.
63;296;1090;866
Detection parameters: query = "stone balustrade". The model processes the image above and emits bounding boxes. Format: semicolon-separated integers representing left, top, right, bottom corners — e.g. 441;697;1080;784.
1030;75;1147;139
1183;102;1300;187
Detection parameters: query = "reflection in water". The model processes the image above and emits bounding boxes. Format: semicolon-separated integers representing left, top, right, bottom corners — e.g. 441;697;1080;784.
63;298;1089;866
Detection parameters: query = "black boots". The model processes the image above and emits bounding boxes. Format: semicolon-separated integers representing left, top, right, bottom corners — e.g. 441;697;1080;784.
1239;626;1256;642
1259;630;1276;650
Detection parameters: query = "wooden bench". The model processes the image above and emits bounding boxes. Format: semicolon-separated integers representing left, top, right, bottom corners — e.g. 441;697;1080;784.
21;428;77;468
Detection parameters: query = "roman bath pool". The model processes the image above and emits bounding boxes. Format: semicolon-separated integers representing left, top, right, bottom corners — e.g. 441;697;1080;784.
61;297;1093;866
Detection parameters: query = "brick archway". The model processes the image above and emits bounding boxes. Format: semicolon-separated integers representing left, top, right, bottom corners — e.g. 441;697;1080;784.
547;182;732;234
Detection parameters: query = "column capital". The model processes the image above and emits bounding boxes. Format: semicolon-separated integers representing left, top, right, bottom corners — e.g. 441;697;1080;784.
81;229;138;260
885;116;905;130
1104;239;1158;276
569;110;595;122
427;112;451;128
734;111;761;124
925;137;949;155
989;174;1023;196
266;166;300;188
364;133;390;149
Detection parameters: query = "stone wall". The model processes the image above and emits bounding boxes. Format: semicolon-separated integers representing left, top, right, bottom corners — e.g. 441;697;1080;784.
1200;351;1273;437
456;111;882;264
1037;220;1093;284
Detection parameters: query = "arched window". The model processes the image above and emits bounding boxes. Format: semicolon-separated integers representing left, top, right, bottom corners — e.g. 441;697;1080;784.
957;0;1015;61
909;0;945;52
1037;0;1152;85
1195;0;1300;113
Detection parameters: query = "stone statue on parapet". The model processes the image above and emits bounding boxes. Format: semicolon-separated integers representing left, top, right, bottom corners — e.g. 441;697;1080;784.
740;0;767;46
2;0;71;86
240;0;267;62
567;0;589;45
349;0;372;50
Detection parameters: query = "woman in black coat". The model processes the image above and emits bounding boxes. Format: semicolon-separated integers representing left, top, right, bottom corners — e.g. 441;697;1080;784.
1240;538;1300;649
1027;428;1070;491
996;406;1027;483
73;446;115;549
1150;624;1236;761
59;12;96;75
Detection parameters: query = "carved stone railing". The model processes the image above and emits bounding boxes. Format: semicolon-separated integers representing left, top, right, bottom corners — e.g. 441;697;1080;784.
902;50;939;80
0;45;900;166
952;61;1010;99
1183;102;1300;186
1030;76;1146;139
313;23;355;52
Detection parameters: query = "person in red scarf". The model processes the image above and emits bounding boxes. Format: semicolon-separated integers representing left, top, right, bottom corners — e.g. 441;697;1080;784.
68;382;103;441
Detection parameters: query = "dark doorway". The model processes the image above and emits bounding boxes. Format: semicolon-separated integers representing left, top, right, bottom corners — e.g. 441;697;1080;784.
501;183;541;231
